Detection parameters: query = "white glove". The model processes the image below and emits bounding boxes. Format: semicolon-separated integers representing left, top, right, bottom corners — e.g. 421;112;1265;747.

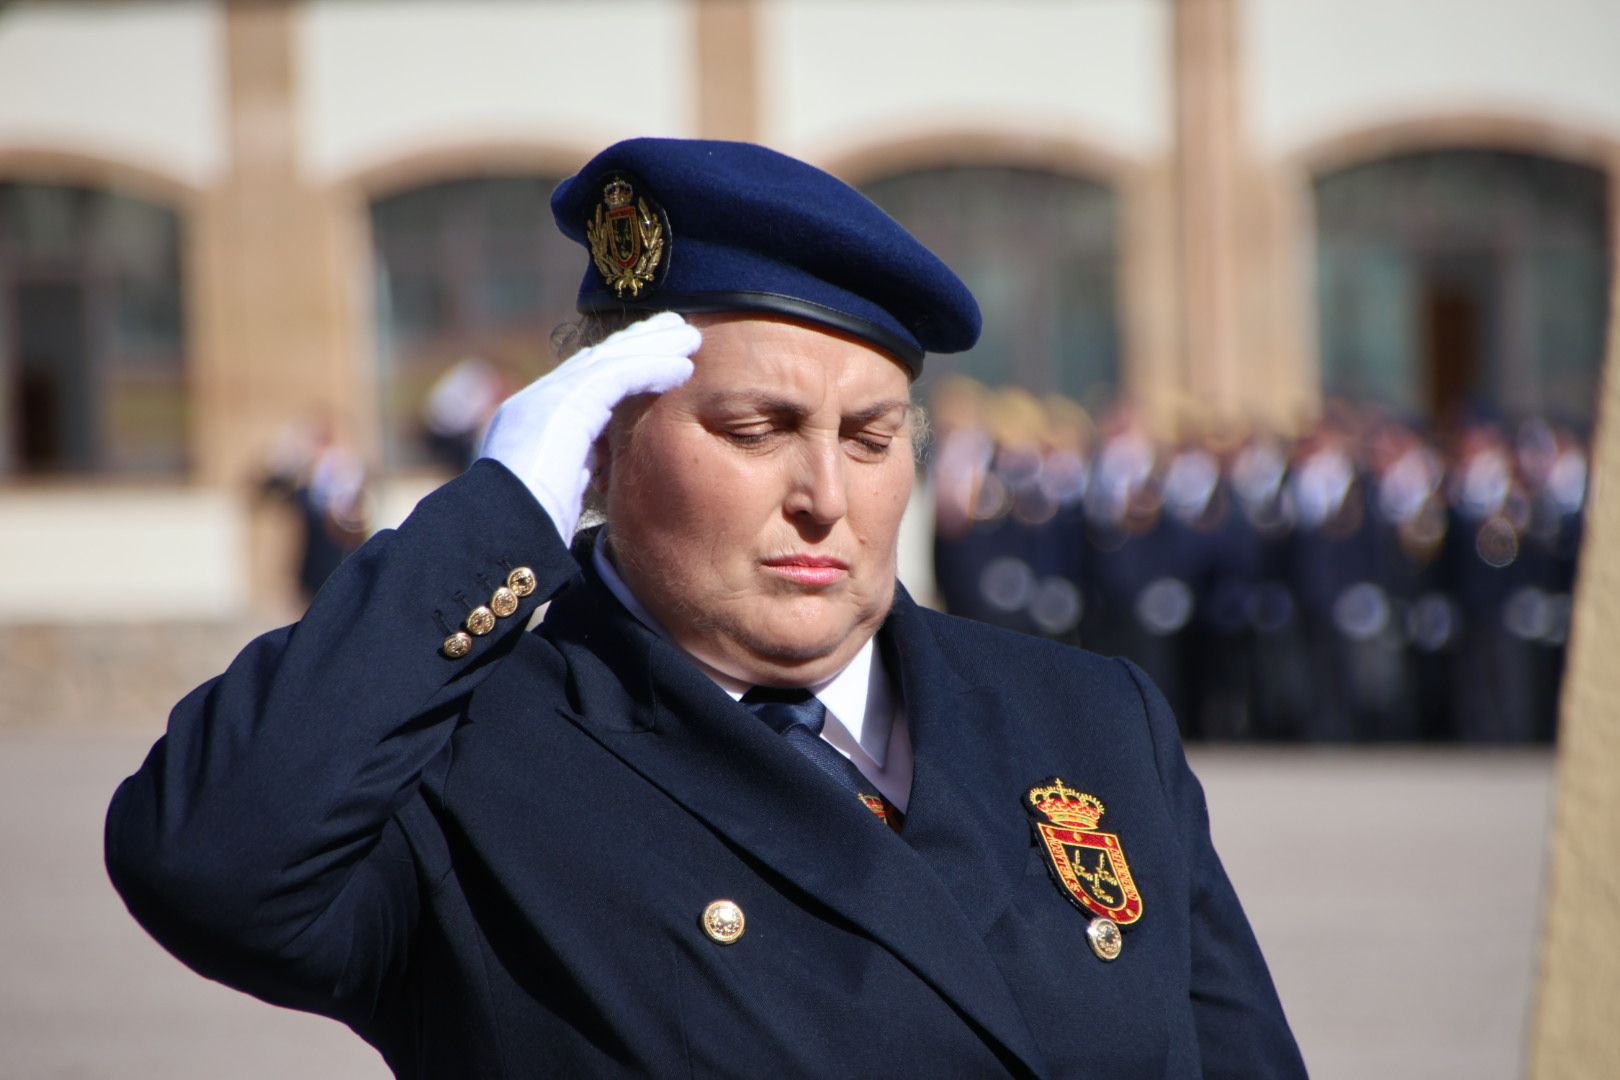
479;312;701;540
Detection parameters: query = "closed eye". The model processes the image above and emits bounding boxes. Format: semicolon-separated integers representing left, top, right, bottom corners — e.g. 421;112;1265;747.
841;404;908;460
724;428;777;447
844;430;895;456
718;416;792;448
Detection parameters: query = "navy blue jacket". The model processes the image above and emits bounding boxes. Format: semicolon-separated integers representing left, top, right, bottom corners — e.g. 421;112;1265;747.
106;461;1305;1078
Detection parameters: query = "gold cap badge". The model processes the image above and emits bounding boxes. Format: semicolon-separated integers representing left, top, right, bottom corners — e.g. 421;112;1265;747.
586;176;666;298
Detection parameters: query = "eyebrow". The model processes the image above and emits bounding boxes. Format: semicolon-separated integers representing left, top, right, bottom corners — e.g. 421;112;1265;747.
706;393;912;424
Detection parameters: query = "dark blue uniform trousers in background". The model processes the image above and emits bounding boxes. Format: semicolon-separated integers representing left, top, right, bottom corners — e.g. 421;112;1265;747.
106;460;1306;1078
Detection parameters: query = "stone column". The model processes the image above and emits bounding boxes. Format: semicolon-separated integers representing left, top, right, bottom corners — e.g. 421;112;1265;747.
1120;161;1184;435
193;1;362;609
694;0;761;142
1171;0;1244;429
1170;0;1315;435
1529;157;1620;1080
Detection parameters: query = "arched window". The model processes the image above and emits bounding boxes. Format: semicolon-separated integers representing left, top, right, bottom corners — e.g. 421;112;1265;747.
0;181;188;476
370;175;579;470
1315;149;1611;426
859;166;1120;403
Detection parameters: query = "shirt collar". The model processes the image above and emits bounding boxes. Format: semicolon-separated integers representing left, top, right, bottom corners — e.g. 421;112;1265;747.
592;534;892;767
811;635;891;768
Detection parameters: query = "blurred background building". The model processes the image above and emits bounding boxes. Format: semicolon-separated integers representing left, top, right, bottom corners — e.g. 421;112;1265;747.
1;0;1615;742
5;4;1619;1075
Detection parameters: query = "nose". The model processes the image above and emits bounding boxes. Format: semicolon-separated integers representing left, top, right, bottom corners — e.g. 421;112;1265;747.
785;435;848;526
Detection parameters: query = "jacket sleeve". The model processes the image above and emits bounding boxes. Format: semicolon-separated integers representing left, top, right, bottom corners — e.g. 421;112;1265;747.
1119;659;1310;1079
104;459;576;1025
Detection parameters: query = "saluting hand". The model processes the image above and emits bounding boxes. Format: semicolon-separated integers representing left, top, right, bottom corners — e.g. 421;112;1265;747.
479;312;701;540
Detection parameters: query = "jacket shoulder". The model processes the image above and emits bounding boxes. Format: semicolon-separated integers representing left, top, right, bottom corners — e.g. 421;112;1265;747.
910;606;1135;692
903;604;1184;775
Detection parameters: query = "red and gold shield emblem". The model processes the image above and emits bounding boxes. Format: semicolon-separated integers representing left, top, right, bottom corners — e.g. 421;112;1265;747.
1024;778;1143;925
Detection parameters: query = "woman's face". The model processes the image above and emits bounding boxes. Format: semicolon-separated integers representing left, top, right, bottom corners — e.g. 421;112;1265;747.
601;314;915;687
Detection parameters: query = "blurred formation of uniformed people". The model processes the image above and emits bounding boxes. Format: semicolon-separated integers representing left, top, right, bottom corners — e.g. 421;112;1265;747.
930;384;1584;744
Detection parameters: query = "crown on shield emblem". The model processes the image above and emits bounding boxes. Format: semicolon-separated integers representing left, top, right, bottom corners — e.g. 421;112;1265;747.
586;175;667;298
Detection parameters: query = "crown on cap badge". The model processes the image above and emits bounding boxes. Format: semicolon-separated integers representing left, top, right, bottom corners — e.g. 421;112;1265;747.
603;177;633;209
586;175;666;298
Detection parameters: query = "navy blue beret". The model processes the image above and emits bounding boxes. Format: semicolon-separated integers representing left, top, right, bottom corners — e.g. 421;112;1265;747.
550;138;980;373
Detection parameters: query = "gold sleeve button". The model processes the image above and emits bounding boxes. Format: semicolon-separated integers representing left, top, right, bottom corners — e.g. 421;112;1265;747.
507;566;537;597
442;631;473;659
490;585;519;618
466;605;497;636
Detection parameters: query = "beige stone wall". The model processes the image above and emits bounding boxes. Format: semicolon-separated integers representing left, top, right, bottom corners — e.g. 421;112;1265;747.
1528;168;1620;1079
0;619;282;736
757;0;1170;161
1242;0;1620;159
294;0;698;182
0;1;226;188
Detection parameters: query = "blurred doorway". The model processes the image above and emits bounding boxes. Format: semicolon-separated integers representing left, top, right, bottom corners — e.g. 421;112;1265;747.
12;280;90;471
1417;256;1491;422
1314;149;1610;429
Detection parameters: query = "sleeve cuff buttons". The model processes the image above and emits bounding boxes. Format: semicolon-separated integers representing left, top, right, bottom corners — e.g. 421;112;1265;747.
441;567;538;659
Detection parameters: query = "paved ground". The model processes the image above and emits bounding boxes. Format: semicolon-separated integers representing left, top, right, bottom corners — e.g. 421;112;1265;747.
0;733;1552;1079
1197;747;1552;1080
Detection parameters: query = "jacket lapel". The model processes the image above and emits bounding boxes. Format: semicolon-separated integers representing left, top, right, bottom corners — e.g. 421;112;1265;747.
880;588;1034;937
525;568;1047;1078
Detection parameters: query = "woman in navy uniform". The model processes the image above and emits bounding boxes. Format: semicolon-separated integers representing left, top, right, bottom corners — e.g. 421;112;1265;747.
106;139;1305;1078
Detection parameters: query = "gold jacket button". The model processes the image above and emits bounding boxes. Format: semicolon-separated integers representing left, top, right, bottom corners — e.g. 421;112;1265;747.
490;585;519;619
442;631;474;659
1087;917;1123;961
507;566;537;597
701;899;745;944
466;605;496;636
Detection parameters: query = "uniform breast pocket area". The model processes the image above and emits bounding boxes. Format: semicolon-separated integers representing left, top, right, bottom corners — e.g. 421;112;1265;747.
974;839;1187;1075
665;879;1010;1078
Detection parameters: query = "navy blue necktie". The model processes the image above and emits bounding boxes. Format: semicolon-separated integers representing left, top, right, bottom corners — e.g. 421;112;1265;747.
741;687;902;829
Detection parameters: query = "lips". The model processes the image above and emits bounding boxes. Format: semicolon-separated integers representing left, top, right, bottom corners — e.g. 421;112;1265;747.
761;555;849;587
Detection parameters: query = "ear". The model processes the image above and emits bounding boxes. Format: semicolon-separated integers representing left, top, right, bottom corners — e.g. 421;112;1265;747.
588;429;616;499
592;394;655;502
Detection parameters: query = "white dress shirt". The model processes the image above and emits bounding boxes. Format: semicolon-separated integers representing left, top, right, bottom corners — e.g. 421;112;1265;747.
593;538;912;811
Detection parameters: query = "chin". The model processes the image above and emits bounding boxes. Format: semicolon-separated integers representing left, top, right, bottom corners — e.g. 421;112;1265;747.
692;594;893;681
743;628;848;666
711;619;856;678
